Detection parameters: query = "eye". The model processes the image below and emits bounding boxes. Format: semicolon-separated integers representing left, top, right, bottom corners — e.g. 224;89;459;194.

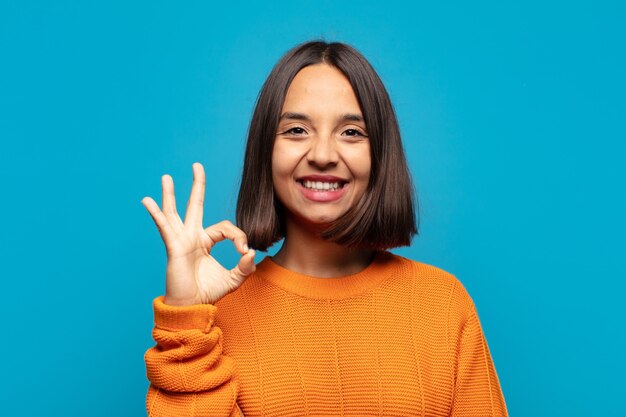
283;127;307;136
343;128;368;137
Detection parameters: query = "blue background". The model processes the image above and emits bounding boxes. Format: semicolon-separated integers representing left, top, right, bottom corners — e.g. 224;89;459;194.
1;0;624;415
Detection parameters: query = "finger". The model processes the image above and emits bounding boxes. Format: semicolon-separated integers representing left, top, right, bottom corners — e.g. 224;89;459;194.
161;174;180;219
184;162;205;227
229;249;256;282
141;196;174;242
204;220;249;254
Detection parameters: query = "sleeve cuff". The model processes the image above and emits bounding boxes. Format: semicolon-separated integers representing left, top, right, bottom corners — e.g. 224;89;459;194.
152;296;218;331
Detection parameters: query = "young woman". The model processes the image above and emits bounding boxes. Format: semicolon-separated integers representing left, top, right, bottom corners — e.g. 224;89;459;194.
141;41;508;417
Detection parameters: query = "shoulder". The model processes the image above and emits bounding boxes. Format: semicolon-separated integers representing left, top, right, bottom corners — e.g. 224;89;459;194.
387;252;459;289
388;252;476;322
390;253;457;282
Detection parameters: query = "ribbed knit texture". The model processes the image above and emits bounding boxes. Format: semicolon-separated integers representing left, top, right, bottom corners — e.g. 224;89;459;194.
145;251;508;416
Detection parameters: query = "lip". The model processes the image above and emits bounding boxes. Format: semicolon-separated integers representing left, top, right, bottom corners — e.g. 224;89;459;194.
296;180;349;202
296;174;348;183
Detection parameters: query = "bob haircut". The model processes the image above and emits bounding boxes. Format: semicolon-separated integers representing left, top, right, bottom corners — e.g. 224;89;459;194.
236;40;418;251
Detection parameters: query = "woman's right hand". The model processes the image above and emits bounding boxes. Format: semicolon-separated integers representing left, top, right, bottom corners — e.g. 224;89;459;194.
141;162;256;306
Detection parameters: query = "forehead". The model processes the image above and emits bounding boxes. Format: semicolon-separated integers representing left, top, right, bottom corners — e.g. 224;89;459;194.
281;64;362;115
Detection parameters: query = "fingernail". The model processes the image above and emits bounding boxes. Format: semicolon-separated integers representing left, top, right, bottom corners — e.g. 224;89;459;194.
243;244;249;252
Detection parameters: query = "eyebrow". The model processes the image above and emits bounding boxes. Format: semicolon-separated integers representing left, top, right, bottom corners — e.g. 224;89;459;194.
279;112;365;123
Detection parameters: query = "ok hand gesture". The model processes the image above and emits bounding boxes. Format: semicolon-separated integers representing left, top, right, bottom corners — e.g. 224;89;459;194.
141;162;256;306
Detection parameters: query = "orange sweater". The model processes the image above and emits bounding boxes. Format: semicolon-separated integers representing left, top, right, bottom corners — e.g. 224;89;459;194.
145;251;508;416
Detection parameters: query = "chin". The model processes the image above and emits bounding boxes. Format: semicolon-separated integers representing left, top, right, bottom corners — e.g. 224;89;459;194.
310;211;349;226
293;212;341;229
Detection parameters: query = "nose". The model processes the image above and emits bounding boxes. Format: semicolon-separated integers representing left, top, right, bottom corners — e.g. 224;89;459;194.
306;134;339;168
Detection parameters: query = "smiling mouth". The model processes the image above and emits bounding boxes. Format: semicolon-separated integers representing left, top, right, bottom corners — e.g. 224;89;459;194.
296;179;347;191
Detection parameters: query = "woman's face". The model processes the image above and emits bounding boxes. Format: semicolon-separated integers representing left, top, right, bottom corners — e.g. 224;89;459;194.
271;63;371;229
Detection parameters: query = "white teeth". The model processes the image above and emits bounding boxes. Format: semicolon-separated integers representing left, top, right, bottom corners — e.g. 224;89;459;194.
301;180;342;191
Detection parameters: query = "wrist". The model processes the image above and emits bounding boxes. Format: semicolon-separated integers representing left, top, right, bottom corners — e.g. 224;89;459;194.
153;296;217;330
163;295;200;306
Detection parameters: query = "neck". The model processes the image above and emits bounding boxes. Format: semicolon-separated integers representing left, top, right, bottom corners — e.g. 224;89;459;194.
271;216;376;278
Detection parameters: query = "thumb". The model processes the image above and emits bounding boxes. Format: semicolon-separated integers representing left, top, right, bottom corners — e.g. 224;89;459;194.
230;249;256;282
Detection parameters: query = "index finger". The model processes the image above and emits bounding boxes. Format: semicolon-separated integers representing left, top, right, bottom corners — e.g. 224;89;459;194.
184;162;206;227
204;220;249;255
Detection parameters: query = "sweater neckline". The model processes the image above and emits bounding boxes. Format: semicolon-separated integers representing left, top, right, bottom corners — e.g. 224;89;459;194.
254;250;398;300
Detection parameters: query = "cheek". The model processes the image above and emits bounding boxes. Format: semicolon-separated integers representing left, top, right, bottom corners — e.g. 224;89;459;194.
360;159;372;179
271;150;296;199
346;147;372;181
271;156;290;183
271;142;304;178
271;147;286;179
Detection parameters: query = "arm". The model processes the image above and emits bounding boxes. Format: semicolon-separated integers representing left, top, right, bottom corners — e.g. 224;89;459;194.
144;296;243;417
450;305;508;417
141;163;254;416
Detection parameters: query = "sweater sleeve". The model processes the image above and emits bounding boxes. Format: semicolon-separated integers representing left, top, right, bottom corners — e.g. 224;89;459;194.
144;296;243;417
450;304;508;417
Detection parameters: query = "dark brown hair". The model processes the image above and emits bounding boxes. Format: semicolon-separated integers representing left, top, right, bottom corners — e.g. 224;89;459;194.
236;40;418;251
